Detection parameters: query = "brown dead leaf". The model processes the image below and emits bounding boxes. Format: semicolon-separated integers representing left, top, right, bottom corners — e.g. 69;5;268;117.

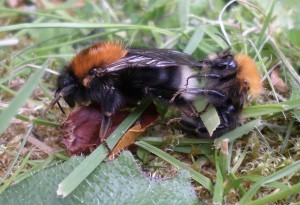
270;64;289;95
108;104;159;158
61;104;159;156
61;105;129;155
6;0;23;8
61;106;102;155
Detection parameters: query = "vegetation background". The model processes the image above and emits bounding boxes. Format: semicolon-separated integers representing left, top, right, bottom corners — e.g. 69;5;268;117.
0;0;300;204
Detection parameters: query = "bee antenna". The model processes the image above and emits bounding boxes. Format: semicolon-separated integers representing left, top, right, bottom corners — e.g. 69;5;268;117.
40;92;62;117
214;33;232;54
40;84;76;116
56;100;66;114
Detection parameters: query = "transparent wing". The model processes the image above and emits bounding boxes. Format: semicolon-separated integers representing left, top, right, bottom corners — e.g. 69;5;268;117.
102;49;201;73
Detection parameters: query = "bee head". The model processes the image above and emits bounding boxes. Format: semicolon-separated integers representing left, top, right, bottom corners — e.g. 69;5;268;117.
55;67;81;108
41;66;80;116
204;34;238;76
204;52;238;78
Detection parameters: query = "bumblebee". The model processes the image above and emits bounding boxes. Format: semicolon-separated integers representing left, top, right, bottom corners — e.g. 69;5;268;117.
49;42;224;142
179;49;263;137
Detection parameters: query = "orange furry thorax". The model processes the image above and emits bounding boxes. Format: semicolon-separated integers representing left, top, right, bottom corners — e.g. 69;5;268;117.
235;54;263;97
71;42;127;79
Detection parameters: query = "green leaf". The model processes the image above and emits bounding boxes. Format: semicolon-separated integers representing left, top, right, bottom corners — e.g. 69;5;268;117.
200;104;220;137
0;151;199;205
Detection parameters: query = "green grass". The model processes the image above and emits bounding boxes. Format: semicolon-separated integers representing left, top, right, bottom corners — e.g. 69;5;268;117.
0;0;300;204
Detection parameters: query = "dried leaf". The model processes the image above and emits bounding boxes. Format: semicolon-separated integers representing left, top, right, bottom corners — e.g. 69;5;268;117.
109;105;159;158
61;104;159;156
270;65;289;95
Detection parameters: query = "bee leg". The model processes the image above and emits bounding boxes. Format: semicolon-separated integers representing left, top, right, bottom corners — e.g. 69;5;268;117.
178;116;211;138
170;88;225;104
145;87;198;116
219;104;238;127
40;84;76;116
167;117;182;125
185;74;221;86
180;88;225;97
99;114;112;152
174;100;198;117
219;110;229;127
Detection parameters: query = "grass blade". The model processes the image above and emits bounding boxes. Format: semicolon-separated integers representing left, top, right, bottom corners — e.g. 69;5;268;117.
178;0;189;28
214;119;261;149
0;125;34;186
183;24;204;54
213;153;224;204
0;60;47;134
240;160;300;204
270;37;300;89
256;0;275;47
0;150;33;193
245;183;300;205
219;139;229;179
135;141;213;191
242;98;300;118
0;23;174;36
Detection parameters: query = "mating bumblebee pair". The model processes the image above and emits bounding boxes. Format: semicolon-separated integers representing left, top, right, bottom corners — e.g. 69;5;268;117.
48;41;262;143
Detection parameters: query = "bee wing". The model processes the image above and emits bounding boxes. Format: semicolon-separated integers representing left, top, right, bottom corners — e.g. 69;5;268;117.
103;49;201;72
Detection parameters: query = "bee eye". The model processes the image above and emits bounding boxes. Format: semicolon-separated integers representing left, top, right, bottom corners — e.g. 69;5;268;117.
89;68;99;75
214;60;236;70
225;104;236;114
62;73;74;86
227;60;236;69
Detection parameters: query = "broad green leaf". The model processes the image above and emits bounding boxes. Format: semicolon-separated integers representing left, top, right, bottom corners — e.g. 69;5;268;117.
0;151;199;205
